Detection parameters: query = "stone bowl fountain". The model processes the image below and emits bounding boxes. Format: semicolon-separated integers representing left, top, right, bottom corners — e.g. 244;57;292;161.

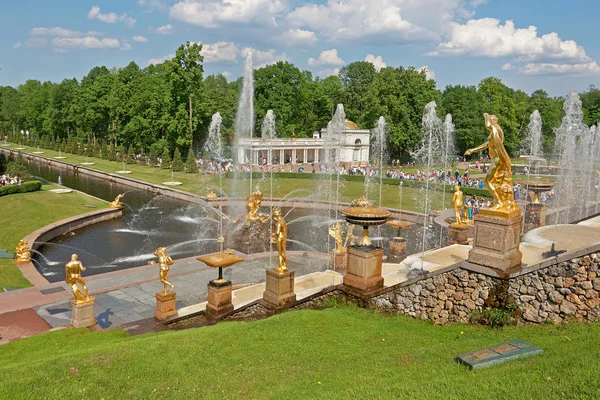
341;196;390;249
518;181;555;205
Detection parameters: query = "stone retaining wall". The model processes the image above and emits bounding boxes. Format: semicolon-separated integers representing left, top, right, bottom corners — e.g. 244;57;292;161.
370;252;600;324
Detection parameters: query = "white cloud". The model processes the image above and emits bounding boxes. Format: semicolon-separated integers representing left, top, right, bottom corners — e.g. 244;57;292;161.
137;0;169;12
13;42;22;49
308;49;344;67
88;6;136;28
221;71;232;78
417;66;435;80
429;18;600;76
30;27;83;37
121;42;132;51
148;53;174;65
282;29;318;46
52;37;121;50
152;24;173;35
13;38;49;49
132;36;148;43
240;47;287;68
365;54;386;71
286;0;483;43
170;0;286;28
317;68;340;77
200;42;239;63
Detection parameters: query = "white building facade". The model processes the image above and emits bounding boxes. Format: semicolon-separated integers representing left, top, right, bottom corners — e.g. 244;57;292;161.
236;119;371;166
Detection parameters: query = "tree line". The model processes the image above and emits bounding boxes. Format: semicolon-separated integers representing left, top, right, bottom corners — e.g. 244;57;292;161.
1;41;600;161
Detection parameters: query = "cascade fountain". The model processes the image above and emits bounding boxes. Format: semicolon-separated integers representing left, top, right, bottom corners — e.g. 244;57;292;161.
234;52;255;198
411;101;442;271
522;110;544;161
204;112;225;249
439;113;456;246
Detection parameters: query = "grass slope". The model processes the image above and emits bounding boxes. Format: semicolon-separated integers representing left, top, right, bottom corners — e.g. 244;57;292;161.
0;185;106;289
4;145;452;212
0;304;598;399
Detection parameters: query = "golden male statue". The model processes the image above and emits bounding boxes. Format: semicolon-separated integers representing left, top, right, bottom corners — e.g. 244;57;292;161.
271;208;288;273
246;185;263;222
465;113;517;212
452;186;464;225
328;221;345;254
154;247;174;294
65;254;90;303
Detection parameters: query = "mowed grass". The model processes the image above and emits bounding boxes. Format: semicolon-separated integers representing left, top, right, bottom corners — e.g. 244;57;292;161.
0;185;106;289
0;304;599;399
5;144;453;212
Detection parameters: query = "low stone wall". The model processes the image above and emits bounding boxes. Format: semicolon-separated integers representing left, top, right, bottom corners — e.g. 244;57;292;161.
19;207;122;286
369;251;600;325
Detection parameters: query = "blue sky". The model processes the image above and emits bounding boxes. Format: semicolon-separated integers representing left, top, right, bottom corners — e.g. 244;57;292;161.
1;0;598;96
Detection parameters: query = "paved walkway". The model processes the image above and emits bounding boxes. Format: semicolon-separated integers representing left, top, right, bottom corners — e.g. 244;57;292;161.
0;251;328;342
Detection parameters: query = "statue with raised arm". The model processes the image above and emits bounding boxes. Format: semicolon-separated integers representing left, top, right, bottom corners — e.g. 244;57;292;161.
344;223;357;248
247;185;263;222
154;247;174;294
15;240;31;263
465;113;518;213
452;186;465;225
65;254;91;304
329;221;345;254
271;208;287;273
109;193;125;209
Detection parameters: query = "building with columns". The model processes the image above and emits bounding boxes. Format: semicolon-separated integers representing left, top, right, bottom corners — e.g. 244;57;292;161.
235;119;371;167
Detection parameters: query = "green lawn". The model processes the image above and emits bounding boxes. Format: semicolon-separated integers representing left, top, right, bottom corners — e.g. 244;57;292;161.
0;185;106;289
0;304;598;399
4;144;453;211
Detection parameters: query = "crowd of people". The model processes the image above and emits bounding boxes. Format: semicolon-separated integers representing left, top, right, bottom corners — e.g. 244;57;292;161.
386;168;485;189
0;174;22;186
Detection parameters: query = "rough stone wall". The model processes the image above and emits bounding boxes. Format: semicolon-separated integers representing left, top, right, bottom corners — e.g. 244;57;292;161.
370;252;600;325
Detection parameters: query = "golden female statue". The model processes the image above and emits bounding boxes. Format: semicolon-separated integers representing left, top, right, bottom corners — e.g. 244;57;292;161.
109;193;125;209
452;186;464;225
15;240;31;263
328;222;345;254
465;113;518;213
65;254;91;304
271;208;287;273
154;247;174;294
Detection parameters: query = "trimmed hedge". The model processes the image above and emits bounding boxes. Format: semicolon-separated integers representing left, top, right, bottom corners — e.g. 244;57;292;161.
0;180;42;197
224;171;492;198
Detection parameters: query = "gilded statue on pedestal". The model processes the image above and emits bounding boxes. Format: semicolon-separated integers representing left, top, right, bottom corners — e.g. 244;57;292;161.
15;240;31;263
465;113;518;213
452;186;465;225
109;193;125;209
154;247;174;294
247;185;267;222
65;254;91;304
328;222;357;254
271;208;287;273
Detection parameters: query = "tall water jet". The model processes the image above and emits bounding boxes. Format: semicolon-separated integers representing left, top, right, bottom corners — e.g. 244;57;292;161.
370;116;388;206
261;110;277;269
522;110;543;159
411;101;442;270
554;91;589;223
234;52;255;197
204;112;225;250
439;113;456;246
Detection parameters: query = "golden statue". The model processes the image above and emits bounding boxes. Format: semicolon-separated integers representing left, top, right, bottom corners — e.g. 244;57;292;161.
452;186;465;225
109;193;125;209
329;222;345;254
351;195;371;207
247;185;268;222
154;247;174;294
206;189;217;199
65;254;91;304
291;131;296;141
271;208;288;273
15;240;31;263
465;113;518;215
344;224;357;248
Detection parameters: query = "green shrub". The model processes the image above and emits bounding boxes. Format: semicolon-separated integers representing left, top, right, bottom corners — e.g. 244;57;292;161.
6;153;32;181
148;146;158;167
470;305;517;328
108;144;117;161
185;150;199;173
0;180;42;197
160;147;171;169
172;148;184;172
100;143;108;159
126;146;136;164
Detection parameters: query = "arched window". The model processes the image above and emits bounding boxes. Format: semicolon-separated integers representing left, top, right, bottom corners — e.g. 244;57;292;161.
353;139;361;161
355;139;361;145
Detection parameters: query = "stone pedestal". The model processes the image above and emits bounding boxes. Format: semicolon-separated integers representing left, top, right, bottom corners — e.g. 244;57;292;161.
447;223;470;245
343;246;384;294
71;297;96;328
387;237;407;263
263;269;296;309
205;280;234;320
468;212;523;273
524;203;547;233
154;292;177;320
330;250;347;270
